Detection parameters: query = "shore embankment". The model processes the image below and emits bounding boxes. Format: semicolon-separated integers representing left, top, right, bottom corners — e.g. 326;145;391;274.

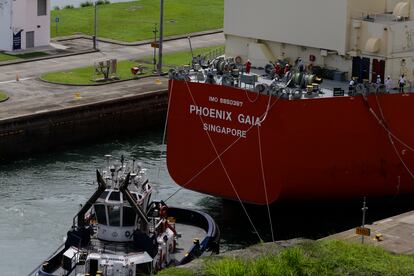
0;89;168;159
159;237;414;275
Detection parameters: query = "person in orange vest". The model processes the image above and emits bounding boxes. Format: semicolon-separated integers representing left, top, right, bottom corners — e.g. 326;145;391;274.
245;59;252;74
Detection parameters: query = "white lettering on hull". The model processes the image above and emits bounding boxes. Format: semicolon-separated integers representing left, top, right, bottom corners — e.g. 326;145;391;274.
189;105;232;121
203;123;247;138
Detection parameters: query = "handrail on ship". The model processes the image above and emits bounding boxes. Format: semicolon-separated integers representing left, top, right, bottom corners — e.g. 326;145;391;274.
350;8;414;23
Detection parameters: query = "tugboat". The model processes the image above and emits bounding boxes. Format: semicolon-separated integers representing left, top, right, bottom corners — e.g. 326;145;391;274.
31;155;219;275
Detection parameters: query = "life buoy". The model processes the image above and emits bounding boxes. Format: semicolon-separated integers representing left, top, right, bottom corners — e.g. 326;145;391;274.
235;56;242;64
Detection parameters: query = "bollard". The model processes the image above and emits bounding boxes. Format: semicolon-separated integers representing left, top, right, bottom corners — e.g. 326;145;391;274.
16;74;19;82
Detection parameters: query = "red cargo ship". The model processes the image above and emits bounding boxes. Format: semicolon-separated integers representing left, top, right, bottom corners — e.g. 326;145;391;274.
166;63;414;205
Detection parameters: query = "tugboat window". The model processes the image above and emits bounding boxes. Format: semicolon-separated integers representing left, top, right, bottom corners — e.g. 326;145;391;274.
108;191;120;201
123;207;136;226
94;204;107;225
107;205;121;226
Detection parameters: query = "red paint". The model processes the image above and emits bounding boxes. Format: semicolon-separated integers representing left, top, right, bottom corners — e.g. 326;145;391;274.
309;54;316;62
167;80;414;205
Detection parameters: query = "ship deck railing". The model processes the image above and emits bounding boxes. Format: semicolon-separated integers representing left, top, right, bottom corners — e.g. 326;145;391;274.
351;9;414;24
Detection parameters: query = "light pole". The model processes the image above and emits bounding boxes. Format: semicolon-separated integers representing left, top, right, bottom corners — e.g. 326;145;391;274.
153;23;158;73
157;0;164;75
93;1;98;50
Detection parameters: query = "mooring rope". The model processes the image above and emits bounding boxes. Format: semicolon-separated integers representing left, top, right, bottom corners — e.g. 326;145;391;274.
164;78;282;242
158;79;175;182
257;125;275;242
365;93;414;181
183;80;263;242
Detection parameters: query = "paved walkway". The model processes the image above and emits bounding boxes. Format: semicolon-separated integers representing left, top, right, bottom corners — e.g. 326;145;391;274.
324;209;414;254
0;76;168;121
0;33;224;120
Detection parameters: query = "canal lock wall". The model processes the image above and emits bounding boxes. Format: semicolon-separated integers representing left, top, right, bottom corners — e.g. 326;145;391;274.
0;90;168;159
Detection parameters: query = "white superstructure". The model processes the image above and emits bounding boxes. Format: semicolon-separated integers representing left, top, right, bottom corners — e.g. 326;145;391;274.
225;0;414;83
0;0;50;51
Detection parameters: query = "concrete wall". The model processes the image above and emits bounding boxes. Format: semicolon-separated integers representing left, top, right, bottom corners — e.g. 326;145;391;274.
0;91;168;159
0;0;12;51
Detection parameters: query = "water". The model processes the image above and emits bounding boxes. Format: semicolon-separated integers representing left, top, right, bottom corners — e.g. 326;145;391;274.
51;0;134;9
0;129;215;275
2;128;414;275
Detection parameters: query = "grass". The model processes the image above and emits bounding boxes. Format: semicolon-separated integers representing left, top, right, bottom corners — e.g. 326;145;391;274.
0;52;48;62
0;91;9;102
41;45;223;85
158;240;414;276
0;53;19;62
139;45;224;67
41;60;152;85
12;52;49;59
50;0;223;42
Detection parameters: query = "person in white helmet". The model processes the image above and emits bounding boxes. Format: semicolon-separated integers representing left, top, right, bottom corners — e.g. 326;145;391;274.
375;74;382;92
385;75;392;93
399;74;406;93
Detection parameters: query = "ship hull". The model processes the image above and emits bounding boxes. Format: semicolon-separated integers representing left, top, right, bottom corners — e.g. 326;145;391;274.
166;80;414;204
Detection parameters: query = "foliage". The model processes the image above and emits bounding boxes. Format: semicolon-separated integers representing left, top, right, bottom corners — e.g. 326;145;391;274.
80;1;93;8
0;52;48;62
96;0;110;5
0;53;19;62
40;46;223;85
64;5;74;9
159;240;414;276
157;267;194;276
12;52;49;59
50;0;223;42
0;91;8;102
41;60;144;85
138;45;224;67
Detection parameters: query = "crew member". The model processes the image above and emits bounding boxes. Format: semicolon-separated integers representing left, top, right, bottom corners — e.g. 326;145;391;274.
284;64;290;75
297;58;304;72
349;77;356;95
399;74;406;93
274;62;282;77
376;75;382;92
385;76;392;93
245;59;252;74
